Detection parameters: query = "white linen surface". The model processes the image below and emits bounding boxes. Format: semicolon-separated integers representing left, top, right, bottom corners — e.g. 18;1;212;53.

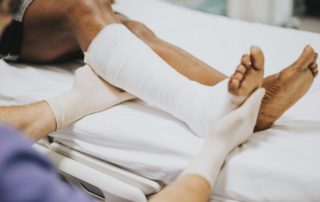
1;0;320;201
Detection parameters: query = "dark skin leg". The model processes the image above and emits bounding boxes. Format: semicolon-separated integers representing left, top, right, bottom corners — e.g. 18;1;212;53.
20;0;80;63
18;0;318;131
20;0;226;82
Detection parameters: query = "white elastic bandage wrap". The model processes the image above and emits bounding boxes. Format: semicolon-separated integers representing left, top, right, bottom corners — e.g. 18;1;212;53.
46;91;80;129
46;66;134;130
182;88;265;188
85;24;241;137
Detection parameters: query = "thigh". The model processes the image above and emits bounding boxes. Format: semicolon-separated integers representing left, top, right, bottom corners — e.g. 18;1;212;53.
20;0;81;63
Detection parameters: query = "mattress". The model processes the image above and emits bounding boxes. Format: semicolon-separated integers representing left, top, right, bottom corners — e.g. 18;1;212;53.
1;0;320;201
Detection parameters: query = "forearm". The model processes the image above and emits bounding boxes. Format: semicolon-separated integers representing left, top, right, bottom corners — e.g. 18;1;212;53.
0;101;56;141
150;140;228;202
149;174;211;202
182;139;228;187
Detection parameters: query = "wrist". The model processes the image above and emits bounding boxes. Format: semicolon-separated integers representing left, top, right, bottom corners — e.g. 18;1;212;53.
181;139;230;188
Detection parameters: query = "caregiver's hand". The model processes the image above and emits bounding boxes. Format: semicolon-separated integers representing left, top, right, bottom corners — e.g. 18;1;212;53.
208;88;265;154
181;88;266;191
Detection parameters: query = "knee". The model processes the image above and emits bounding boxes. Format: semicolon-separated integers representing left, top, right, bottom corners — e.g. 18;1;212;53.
122;20;158;43
68;0;112;8
65;0;113;19
78;0;113;10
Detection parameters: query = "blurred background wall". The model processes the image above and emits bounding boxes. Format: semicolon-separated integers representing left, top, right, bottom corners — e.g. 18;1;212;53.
162;0;320;33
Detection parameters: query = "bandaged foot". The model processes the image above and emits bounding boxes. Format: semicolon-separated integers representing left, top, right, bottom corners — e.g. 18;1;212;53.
46;65;135;130
85;24;264;137
182;88;265;188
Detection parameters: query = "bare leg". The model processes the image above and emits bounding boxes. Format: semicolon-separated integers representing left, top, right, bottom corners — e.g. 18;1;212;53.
17;1;318;132
0;101;56;140
119;19;318;131
20;0;81;63
150;174;211;202
150;38;226;86
120;19;227;86
64;0;119;51
20;0;118;63
20;2;226;85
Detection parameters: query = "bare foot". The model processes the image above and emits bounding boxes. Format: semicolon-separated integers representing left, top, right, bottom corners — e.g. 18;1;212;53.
255;45;318;131
228;46;265;98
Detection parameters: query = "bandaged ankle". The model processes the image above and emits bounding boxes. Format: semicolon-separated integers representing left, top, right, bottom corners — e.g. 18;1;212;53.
85;24;243;137
46;66;133;130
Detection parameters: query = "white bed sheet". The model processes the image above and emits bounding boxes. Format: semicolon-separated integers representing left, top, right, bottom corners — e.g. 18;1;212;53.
1;0;320;201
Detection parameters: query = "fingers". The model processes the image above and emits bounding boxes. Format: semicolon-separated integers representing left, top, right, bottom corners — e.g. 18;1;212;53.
216;88;265;125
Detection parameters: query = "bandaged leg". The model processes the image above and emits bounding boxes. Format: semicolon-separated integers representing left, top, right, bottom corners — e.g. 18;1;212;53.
46;65;134;130
182;89;265;188
85;24;263;137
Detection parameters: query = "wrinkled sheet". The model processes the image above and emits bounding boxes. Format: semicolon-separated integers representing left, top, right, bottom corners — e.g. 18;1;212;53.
0;0;320;201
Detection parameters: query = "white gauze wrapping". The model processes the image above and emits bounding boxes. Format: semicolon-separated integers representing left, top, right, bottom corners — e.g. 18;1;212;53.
46;66;134;130
85;24;244;137
182;88;265;188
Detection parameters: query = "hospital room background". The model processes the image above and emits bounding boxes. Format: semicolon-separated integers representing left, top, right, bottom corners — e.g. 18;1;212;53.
164;0;320;32
1;0;320;202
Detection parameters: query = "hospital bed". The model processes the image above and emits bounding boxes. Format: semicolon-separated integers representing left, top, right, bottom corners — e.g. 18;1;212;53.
32;139;160;202
1;0;320;201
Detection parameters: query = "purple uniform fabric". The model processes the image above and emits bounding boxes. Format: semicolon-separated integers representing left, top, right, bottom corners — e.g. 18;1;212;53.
0;125;96;202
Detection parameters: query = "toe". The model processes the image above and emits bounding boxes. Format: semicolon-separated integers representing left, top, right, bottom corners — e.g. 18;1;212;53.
229;78;240;91
250;46;265;71
312;66;318;77
241;54;251;68
310;63;318;77
233;72;244;82
229;65;246;93
310;62;318;70
313;52;318;63
308;52;318;77
295;45;315;69
236;64;247;75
